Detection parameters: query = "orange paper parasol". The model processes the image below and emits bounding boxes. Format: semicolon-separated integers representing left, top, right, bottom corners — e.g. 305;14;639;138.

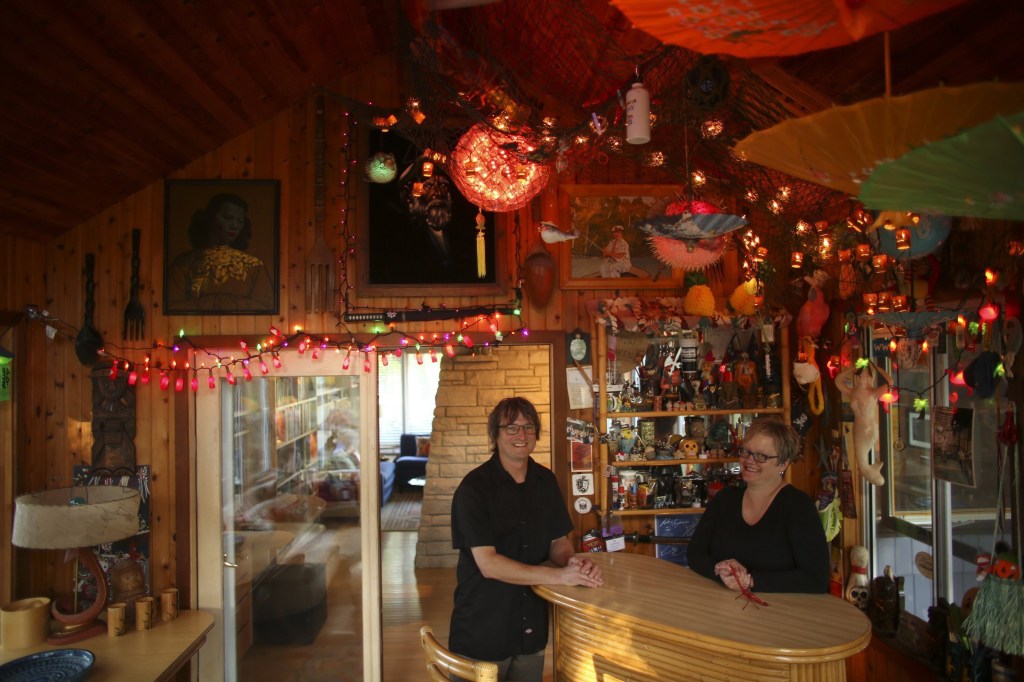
609;0;966;58
733;82;1024;197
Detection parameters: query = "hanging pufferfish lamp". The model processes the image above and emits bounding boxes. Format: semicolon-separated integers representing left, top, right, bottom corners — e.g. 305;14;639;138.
449;122;552;278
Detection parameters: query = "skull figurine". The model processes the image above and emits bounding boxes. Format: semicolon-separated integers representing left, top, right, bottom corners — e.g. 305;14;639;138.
846;584;869;610
678;437;701;458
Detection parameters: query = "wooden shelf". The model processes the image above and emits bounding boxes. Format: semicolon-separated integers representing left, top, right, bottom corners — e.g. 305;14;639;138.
607;407;784;419
611;457;738;467
616;507;707;516
593;323;792;528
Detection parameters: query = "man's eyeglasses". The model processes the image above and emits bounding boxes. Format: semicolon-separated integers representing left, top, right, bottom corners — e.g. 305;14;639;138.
501;423;537;436
736;447;779;464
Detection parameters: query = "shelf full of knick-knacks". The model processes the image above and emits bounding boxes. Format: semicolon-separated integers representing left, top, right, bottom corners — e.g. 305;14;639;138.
594;319;791;527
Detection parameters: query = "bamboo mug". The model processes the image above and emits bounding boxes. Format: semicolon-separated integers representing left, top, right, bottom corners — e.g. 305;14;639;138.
161;588;179;621
135;596;155;631
1;597;50;649
107;602;127;637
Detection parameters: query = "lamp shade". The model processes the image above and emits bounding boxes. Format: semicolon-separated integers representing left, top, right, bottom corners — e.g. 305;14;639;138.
448;123;551;213
13;486;141;549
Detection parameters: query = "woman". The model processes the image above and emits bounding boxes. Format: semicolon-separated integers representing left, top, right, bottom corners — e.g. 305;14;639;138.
688;416;829;594
166;193;274;312
449;397;603;681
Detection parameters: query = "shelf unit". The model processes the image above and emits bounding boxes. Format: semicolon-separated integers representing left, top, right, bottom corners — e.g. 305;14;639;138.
231;376;355;508
594;322;791;527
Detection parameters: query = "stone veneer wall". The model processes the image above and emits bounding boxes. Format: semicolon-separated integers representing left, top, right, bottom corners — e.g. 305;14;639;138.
415;344;551;568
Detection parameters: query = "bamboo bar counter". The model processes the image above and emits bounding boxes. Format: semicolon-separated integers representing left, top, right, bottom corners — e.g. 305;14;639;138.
534;553;870;681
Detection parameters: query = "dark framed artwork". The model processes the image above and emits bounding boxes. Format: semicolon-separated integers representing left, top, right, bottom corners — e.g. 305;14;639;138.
163;179;280;315
558;184;685;290
359;130;507;297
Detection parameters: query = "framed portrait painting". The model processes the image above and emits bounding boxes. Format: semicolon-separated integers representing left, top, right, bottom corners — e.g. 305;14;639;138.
358;130;507;297
163;179;280;315
558;184;685;290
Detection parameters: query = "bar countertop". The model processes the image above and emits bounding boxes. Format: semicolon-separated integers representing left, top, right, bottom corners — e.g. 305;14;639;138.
534;552;870;681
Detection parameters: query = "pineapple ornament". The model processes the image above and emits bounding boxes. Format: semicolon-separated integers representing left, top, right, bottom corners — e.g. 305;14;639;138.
683;272;716;317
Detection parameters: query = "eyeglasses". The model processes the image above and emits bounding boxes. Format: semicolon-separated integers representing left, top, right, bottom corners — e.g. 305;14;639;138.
500;423;537;436
736;447;779;464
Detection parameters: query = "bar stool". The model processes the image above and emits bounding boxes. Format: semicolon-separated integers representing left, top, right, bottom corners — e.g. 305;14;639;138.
420;626;499;681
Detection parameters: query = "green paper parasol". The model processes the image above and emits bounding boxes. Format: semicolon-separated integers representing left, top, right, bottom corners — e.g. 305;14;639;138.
861;111;1024;220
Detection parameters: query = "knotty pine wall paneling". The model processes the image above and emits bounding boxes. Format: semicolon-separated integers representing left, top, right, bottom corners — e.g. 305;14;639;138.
2;50;747;605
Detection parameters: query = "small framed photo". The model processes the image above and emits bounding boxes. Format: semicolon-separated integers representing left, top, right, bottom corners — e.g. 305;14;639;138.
163;179;280;315
558;184;685;290
572;473;595;496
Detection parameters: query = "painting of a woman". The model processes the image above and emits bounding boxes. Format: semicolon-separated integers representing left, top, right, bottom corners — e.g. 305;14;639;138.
164;180;279;314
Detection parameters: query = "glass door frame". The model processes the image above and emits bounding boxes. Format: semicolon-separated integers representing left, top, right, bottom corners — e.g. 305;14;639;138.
193;348;381;680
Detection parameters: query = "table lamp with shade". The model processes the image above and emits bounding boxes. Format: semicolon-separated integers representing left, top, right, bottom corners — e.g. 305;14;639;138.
12;485;141;644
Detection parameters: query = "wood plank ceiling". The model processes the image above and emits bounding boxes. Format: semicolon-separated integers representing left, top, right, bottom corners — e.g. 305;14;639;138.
0;0;1021;242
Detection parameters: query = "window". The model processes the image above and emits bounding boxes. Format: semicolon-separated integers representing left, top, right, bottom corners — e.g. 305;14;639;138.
868;331;1014;623
378;355;442;450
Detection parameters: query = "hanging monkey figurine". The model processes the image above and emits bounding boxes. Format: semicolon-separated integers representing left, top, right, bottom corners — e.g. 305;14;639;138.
835;362;893;486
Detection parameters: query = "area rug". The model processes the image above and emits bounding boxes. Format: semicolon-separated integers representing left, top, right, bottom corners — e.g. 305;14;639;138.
381;489;423;531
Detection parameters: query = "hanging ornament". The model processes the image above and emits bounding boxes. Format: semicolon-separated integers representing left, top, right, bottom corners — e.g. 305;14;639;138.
476;208;487;279
636;199;746;271
625;68;651;145
448;123;551;212
365;152;397;184
521;240;556;310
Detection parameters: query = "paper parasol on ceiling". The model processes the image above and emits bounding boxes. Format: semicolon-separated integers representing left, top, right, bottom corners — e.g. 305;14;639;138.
608;0;966;58
734;82;1024;197
636;201;747;271
869;311;957;339
860;112;1024;220
867;213;952;260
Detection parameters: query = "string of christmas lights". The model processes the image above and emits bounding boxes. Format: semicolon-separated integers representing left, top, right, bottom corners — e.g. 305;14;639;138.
25;305;529;393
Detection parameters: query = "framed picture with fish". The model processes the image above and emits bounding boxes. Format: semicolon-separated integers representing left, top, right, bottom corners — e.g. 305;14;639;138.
557;184;686;290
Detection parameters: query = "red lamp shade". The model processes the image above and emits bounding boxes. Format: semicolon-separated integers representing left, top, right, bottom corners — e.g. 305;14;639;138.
448;123;551;212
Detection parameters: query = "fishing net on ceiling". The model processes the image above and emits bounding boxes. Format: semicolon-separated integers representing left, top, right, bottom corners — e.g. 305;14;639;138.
340;0;847;250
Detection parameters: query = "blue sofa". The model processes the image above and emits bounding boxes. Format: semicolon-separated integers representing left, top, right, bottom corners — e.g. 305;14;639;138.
315;449;396;519
394;434;429;491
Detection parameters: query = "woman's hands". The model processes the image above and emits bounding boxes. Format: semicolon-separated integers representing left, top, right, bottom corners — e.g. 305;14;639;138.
714;559;752;592
563;555;604;587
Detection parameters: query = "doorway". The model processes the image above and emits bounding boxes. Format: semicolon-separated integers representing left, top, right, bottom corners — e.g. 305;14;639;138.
194;349;381;681
193;340;559;680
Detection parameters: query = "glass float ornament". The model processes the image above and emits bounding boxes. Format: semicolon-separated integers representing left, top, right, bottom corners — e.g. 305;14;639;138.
365;152;397;184
448;123;551;212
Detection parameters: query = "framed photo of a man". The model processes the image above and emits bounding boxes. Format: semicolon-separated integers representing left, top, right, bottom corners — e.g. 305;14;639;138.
558;184;685;290
163;179;279;315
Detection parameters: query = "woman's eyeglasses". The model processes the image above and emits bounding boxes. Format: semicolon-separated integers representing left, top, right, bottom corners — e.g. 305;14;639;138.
501;423;537;435
736;447;779;464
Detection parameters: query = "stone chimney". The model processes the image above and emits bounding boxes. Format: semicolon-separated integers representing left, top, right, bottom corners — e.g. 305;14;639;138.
415;345;551;568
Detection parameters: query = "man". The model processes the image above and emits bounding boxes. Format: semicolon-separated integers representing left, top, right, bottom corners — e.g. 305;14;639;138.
449;397;603;681
600;224;631;277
